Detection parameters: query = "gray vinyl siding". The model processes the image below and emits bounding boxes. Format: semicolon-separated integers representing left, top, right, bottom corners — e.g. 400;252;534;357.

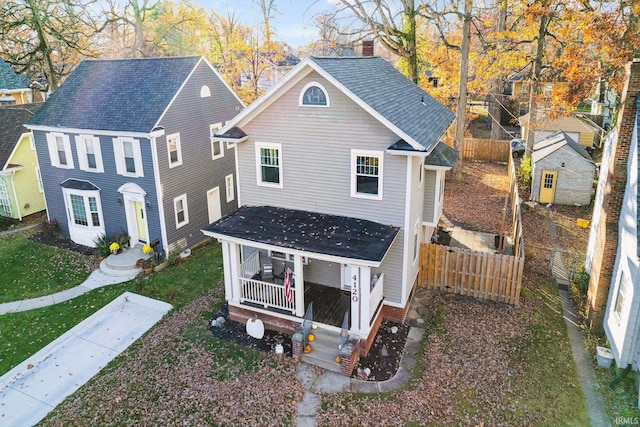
378;231;404;304
531;147;595;205
305;258;341;288
32;130;160;243
156;60;243;251
423;170;437;224
236;71;408;301
404;156;425;304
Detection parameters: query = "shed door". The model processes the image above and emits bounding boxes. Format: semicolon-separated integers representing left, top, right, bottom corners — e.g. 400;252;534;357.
539;170;557;204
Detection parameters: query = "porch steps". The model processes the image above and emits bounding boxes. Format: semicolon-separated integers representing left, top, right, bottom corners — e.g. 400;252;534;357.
99;246;148;277
300;328;343;373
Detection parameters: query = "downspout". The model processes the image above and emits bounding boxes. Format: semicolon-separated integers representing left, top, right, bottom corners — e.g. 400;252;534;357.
10;170;22;221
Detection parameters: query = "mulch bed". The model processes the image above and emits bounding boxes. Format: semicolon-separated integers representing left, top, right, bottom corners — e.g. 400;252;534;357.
208;303;408;381
29;231;95;256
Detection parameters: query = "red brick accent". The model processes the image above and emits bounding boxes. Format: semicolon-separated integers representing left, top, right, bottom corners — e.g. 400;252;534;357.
340;337;361;376
587;59;640;329
362;40;374;57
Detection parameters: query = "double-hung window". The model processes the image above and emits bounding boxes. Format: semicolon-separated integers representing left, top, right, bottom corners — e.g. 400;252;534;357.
255;142;282;188
75;135;104;173
46;133;74;169
0;179;12;217
174;194;189;228
225;174;235;203
61;183;105;247
351;150;383;200
211;123;224;160
113;137;144;177
167;133;182;167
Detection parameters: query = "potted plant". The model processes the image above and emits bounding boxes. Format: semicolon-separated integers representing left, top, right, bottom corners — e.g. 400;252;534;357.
109;242;120;255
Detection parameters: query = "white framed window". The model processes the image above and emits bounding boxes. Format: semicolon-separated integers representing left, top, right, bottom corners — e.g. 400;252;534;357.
35;166;43;193
413;218;420;264
113;137;144;178
418;160;424;188
614;271;630;321
200;85;211;97
174;194;189;229
75;135;104;173
210;123;224;160
299;81;330;107
46;133;74;169
61;187;105;246
225;174;235;203
255;142;283;188
0;179;12;217
167;133;182;168
351;149;383;200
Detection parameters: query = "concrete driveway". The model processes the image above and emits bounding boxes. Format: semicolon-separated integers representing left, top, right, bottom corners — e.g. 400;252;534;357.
0;292;172;426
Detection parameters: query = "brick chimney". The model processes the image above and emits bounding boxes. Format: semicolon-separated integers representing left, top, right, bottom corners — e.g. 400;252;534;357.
362;40;374;57
586;58;640;329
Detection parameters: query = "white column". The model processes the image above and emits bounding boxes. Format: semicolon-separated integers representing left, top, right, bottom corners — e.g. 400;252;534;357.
228;242;241;304
349;265;362;333
221;241;233;301
359;266;372;333
294;254;305;317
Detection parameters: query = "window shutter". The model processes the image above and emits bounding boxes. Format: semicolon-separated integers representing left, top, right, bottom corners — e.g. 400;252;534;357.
46;133;59;167
93;137;104;173
113;138;124;175
133;139;144;177
75;136;87;170
64;135;75;169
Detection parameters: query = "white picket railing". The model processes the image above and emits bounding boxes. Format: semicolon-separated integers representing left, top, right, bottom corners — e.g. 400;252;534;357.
369;273;384;323
240;251;260;278
240;277;296;313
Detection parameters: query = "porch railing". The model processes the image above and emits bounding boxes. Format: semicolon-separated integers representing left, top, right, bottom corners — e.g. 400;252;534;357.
240;250;260;278
369;273;384;323
239;277;296;314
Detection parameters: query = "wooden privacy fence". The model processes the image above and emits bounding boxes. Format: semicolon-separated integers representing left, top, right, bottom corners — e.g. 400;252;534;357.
418;244;524;305
461;138;511;162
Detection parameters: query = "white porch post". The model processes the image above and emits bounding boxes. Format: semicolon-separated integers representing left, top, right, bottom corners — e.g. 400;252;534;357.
349;265;362;333
228;242;241;304
294;255;305;317
359;266;372;333
221;241;233;301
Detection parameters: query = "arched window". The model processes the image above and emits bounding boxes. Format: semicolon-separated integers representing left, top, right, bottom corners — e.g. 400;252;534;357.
299;82;329;107
200;85;211;98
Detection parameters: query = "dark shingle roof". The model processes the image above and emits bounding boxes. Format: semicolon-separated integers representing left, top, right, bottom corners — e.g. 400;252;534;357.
423;142;459;168
203;205;400;263
0;58;28;90
29;56;201;133
309;56;454;152
60;179;99;191
532;130;592;163
0;103;42;168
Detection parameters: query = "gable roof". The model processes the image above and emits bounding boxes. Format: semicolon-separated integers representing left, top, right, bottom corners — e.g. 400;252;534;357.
0;103;42;169
28;56;203;133
532;130;593;163
219;56;454;153
0;58;28;91
519;113;601;134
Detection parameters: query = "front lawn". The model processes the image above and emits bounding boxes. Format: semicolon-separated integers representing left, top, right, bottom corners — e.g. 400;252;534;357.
0;230;96;303
0;240;224;376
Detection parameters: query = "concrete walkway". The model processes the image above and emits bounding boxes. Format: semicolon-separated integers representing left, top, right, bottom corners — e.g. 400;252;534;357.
546;207;610;427
0;292;172;426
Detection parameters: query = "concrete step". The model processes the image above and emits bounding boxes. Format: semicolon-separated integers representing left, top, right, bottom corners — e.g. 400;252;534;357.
103;247;149;271
99;259;142;278
300;328;344;373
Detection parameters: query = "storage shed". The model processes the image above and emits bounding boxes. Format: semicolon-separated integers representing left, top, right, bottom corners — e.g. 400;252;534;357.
531;130;595;205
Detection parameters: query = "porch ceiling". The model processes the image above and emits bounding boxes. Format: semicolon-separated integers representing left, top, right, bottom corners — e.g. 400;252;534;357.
203;205;399;263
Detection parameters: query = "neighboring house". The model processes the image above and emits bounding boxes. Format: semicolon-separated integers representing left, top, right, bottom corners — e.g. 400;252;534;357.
0;103;46;220
203;56;456;355
584;58;639;367
26;56;244;257
0;58;32;105
241;51;301;91
530;130;595;206
519;113;604;150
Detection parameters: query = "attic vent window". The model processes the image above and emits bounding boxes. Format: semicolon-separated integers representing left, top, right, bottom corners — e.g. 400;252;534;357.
200;85;211;97
299;82;329;107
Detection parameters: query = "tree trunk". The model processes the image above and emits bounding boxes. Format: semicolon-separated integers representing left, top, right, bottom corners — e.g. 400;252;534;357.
489;0;507;140
453;0;472;178
405;0;418;83
526;13;548;155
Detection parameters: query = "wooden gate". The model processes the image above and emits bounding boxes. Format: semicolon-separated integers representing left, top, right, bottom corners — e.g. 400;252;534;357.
418;243;524;305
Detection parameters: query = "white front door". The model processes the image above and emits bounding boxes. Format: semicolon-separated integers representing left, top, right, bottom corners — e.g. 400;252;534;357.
134;201;148;243
207;187;222;224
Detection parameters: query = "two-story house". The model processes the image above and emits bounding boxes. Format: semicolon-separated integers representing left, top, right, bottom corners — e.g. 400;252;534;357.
26;56;244;257
0;58;32;105
202;56;456;356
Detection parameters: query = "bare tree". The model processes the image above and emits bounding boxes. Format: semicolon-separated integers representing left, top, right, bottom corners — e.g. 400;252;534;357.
107;0;159;57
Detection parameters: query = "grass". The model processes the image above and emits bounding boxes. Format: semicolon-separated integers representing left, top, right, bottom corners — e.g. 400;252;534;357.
0;240;224;376
596;363;640;421
0;231;95;303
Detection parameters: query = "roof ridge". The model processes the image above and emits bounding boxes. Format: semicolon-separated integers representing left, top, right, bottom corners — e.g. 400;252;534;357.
83;56;200;63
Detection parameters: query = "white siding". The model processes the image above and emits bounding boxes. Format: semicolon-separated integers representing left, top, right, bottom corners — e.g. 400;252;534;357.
423;170;437;224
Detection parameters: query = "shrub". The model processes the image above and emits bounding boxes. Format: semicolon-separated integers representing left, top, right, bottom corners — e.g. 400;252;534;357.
517;155;532;189
93;234;112;258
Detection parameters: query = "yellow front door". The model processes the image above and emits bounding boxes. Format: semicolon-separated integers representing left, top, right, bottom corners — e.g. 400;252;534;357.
134;201;148;243
539;170;557;204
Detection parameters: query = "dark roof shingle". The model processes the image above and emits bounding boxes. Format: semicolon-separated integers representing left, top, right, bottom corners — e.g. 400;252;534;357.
29;56;201;133
0;58;28;90
0;103;42;168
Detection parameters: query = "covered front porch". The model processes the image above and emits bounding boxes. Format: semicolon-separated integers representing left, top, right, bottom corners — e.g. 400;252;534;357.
202;205;399;340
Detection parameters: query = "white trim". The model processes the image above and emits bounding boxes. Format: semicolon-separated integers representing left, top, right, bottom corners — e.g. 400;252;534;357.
225;174;235;203
206;187;222;224
46;132;74;169
418;160;424;189
113;137;144;178
174;193;189;229
35;166;43;193
149;136;169;257
201;56;246;108
401;156;412;305
200;85;211;97
62;186;105;247
210;123;225;160
216;58;425;151
27;124;152;138
2;133;30;171
350;149;383;200
255;142;283;189
166;132;183;168
117;182;149;246
412;217;420;266
234;143;242;206
298;81;330;107
74;135;104;173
